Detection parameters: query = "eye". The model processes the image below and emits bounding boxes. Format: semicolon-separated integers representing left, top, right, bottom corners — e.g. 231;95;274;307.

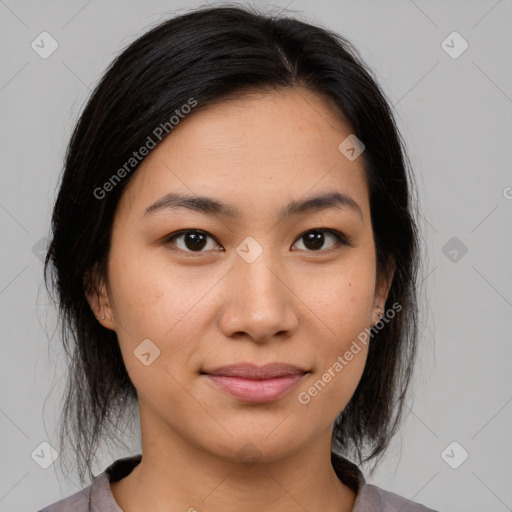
292;229;349;252
164;230;221;254
164;228;350;255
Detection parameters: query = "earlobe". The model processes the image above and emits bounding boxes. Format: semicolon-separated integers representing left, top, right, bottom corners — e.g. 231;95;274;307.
372;260;396;325
92;293;115;329
83;267;114;329
371;305;384;327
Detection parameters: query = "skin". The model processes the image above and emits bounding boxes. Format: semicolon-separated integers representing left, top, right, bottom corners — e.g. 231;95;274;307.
86;86;394;512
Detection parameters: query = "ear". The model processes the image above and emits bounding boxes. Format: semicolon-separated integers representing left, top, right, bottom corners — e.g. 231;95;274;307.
83;265;115;330
371;258;396;326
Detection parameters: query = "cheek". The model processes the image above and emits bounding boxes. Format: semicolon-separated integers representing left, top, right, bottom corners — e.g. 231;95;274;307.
106;247;219;389
296;297;370;423
291;259;374;413
299;260;376;340
296;343;368;428
108;244;207;337
106;255;205;405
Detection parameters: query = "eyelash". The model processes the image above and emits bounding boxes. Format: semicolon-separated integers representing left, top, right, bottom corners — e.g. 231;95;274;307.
163;228;351;256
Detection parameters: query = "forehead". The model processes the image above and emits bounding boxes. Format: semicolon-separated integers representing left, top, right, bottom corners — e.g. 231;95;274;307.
116;87;369;222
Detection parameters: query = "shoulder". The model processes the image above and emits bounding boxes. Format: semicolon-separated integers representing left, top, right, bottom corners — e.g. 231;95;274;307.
37;486;92;512
331;453;440;512
36;473;108;512
36;454;141;512
356;482;440;512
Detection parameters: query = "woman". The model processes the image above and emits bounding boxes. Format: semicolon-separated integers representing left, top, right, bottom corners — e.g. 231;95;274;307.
39;4;438;511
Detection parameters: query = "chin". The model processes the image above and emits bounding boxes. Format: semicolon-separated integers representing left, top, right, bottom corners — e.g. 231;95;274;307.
197;421;309;464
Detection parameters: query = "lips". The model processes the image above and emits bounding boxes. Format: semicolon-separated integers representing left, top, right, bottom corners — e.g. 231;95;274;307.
203;363;307;379
201;363;308;403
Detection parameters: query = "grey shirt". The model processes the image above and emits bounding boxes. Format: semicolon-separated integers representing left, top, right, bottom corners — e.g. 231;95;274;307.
38;453;439;511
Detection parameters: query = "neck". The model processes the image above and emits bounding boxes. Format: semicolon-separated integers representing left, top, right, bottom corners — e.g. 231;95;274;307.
110;410;356;512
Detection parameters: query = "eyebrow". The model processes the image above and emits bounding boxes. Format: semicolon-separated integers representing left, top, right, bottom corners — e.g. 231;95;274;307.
142;191;363;221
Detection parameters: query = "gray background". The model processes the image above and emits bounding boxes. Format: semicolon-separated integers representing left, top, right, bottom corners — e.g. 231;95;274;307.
1;0;511;511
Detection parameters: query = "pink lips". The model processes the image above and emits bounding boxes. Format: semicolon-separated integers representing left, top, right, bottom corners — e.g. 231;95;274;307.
202;363;308;403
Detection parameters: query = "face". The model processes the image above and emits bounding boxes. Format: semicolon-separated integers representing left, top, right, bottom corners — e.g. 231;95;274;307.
87;86;392;463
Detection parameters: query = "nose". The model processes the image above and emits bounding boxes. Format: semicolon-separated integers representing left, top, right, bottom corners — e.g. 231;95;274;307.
218;249;299;344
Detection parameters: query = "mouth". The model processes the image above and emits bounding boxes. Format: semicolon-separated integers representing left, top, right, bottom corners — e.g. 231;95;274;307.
201;363;309;403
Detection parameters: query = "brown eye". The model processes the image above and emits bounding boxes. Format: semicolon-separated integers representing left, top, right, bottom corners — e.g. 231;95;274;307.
165;230;220;253
292;229;348;252
164;228;349;255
